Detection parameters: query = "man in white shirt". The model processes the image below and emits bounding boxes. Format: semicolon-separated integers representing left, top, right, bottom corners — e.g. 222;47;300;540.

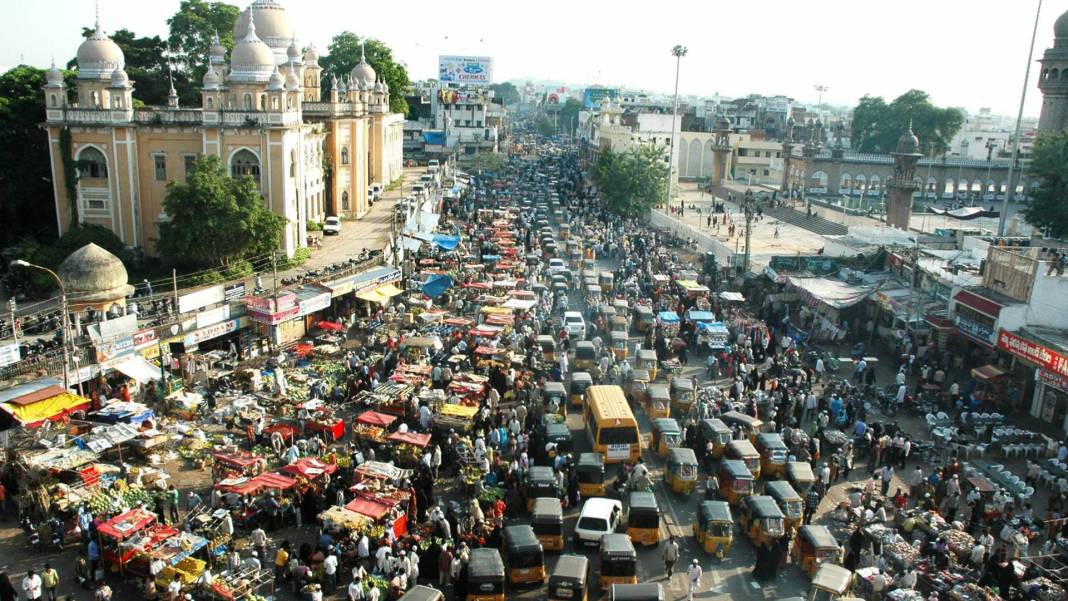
22;570;42;601
686;559;703;601
814;357;825;383
323;550;339;592
348;576;365;601
250;527;268;561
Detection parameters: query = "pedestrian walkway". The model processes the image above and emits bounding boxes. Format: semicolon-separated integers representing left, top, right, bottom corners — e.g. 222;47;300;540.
762;205;848;236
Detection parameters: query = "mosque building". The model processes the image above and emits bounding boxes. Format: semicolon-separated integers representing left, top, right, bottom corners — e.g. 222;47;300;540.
42;0;405;258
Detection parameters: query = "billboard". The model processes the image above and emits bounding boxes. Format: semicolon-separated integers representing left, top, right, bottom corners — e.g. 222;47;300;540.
439;56;493;84
583;87;619;110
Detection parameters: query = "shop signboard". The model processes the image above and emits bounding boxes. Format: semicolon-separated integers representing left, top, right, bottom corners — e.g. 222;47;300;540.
582;87;619;110
1038;368;1068;393
179;284;225;314
224;283;246;302
95;336;135;366
997;329;1068;379
326;266;402;298
438;55;493;84
297;291;331;317
0;343;20;368
196;305;231;330
248;305;300;326
957;316;995;346
133;328;158;349
186;317;249;346
245;291;297;319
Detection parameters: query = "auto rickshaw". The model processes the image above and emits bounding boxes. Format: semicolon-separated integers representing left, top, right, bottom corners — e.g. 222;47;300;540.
599;272;615;291
598;533;638;589
664;447;699;495
531;497;564;552
527;466;561;510
726;439;762;479
610;330;629;361
559;223;571;240
400;586;445;601
756;433;790;479
607;584;664;601
467;548;505;601
650;418;682;459
585;283;602;305
645;384;671;420
636;349;659;381
575;452;605;498
716;460;755;506
627;369;650;402
582;258;595;274
720;411;764;442
626;491;661;546
693;500;733;559
807;564;854;601
765;480;804;532
544;423;573;461
787;461;817;495
569;372;592;409
739;495;786;547
669;377;695;415
634;306;655;334
794;525;843;576
537;335;557;363
697;418;732;460
503;524;546;585
548;555;588;601
574;341;597;371
545;381;567;416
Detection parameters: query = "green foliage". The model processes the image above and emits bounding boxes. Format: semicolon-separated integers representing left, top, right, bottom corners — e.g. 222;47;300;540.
489;82;520;106
0;66;70;244
75;27;188;106
464;152;506;174
320;33;410;114
1022;131;1068;238
558;98;582;136
167;0;239;94
277;247;311;270
12;225;127;296
593;145;668;217
535;116;555;137
851;90;964;156
157;155;286;267
306;221;323;232
59;127;77;226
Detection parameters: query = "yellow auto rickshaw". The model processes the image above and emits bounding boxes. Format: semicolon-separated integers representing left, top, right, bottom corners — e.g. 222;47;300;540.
627;369;649;402
582;258;595;274
720;411;764;442
574;341;597;371
598;272;615;291
544;381;567;417
794;525;843;576
726;439;762;480
467;548;505;601
626;491;661;546
636;349;659;381
634;306;655;334
765;480;804;533
503;525;546;585
697;418;732;460
664;447;699;495
669;377;695;415
537;335;557;363
548;555;588;601
569;372;592;409
739;495;786;547
755;433;790;479
610;330;629;361
717;460;755;506
527;466;561;511
807;564;854;601
559;223;571;240
787;461;817;496
598;533;638;589
584;283;602;305
531;497;564;552
693;500;733;559
650;418;682;459
575;452;605;498
645;384;671;420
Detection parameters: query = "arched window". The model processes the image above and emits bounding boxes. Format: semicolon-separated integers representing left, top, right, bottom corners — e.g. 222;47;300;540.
290;149;297;177
77;147;108;179
207;97;214;109
91;91;100;108
340;147;350;165
231;149;261;180
1052;68;1061;81
271;97;279;110
260;95;267;110
49;94;57;107
341;191;350;210
244;93;253;110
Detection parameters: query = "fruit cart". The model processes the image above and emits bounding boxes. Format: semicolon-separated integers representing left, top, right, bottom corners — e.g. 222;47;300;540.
352;410;397;443
387;431;432;467
210;450;267;479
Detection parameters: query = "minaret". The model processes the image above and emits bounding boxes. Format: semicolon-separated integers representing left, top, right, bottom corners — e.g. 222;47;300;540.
710;116;731;186
885;121;923;230
780;117;795;195
1038;9;1068;134
166;68;179;109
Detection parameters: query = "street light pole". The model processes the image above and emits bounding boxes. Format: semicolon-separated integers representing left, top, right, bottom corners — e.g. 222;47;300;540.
666;45;687;209
13;260;70;391
814;85;829;122
999;0;1043;236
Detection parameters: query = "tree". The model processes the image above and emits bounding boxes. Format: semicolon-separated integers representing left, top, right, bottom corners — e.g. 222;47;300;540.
0;66;72;245
1022;131;1068;238
166;0;239;89
157;155;286;267
593;145;668;217
489;82;520;106
558;98;582;136
320;32;410;114
75;27;182;107
850;90;964;156
535;115;555;137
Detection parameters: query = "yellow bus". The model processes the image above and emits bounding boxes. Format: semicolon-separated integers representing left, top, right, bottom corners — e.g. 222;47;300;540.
584;385;641;464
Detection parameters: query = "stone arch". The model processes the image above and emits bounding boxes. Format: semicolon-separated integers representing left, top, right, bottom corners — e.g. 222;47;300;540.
870;175;881;195
811;170;828;190
840;173;852;190
678;139;689;177
943;178;955;196
341;190;350;211
854;174;866;195
687;139;701;177
1052;68;1061;80
229;148;261;189
243;93;253;110
1043;68;1050;80
340;147;350;165
702;141;714;177
76;146;109;179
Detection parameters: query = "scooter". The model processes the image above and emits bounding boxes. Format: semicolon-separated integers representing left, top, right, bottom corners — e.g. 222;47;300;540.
21;516;40;549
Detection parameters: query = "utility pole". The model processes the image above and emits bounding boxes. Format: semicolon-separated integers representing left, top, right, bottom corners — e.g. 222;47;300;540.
13;261;69;391
272;254;279;293
999;0;1043;236
742;189;756;273
8;299;16;349
666;45;687;208
814;85;829;122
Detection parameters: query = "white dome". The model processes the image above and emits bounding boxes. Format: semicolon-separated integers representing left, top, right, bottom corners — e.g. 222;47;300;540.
203;66;222;90
287;38;301;62
303;43;319;66
45;61;65;87
210;33;227;61
267;66;284;91
229;10;276;83
350;43;376;86
77;25;125;79
108;68;129;88
373;78;384;93
232;0;294;64
284;64;301;91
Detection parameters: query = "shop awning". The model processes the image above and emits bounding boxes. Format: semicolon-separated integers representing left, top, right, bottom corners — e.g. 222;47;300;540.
356;411;397;428
971;364;1008;381
356;288;388;303
113;355;163;383
1;388;90;428
282;458;339;479
785;276;877;310
387;431;432;447
953;290;1003;318
719;291;745;302
345;497;391;521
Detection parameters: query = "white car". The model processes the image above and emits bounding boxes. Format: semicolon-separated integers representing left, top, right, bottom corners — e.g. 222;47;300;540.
563;311;586;339
548;258;567;273
573;498;622;546
322;216;341;235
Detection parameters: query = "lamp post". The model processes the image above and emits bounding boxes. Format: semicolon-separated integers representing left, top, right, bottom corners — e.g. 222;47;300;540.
742;188;756;273
12;260;70;391
1000;0;1043;236
666;44;687;209
813;85;829;122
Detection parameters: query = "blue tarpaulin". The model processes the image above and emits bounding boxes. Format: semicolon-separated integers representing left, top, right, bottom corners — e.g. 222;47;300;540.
657;311;680;323
421;274;453;299
431;234;461;250
686;310;716;322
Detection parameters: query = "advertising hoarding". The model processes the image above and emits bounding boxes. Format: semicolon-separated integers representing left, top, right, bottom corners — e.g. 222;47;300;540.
582;87;619;109
439;55;493;84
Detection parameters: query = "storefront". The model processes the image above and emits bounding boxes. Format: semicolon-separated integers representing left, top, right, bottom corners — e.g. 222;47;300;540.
952;289;1002;348
324;265;403;315
997;328;1068;434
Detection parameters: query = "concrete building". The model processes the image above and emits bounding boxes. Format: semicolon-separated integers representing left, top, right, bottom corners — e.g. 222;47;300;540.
405;81;501;159
1038;9;1068;134
43;0;404;258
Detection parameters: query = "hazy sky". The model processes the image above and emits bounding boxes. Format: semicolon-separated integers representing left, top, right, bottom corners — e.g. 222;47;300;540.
2;0;1062;118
